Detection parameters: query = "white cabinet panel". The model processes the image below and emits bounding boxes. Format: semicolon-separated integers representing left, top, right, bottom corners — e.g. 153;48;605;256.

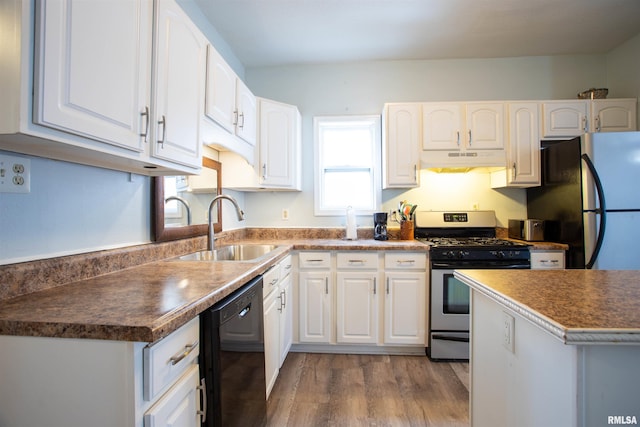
383;103;421;188
144;365;201;427
34;0;151;153
541;101;589;138
298;271;333;343
384;271;427;345
151;0;204;168
336;272;379;344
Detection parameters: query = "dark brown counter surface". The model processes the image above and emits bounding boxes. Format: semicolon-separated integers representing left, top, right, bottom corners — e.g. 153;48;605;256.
0;238;429;343
455;269;640;344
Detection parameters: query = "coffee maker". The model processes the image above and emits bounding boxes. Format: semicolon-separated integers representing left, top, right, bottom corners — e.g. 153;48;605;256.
373;212;388;241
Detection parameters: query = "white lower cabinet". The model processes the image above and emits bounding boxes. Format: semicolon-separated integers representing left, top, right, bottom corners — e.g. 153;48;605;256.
298;252;333;344
263;255;293;398
336;252;380;344
296;250;428;351
383;253;428;345
0;317;202;427
530;250;565;269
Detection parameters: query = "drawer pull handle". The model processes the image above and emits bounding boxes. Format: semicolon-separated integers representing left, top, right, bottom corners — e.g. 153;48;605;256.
348;259;365;264
270;278;279;286
284;264;292;270
169;340;198;366
307;259;324;262
197;378;207;423
397;260;415;264
373;277;377;295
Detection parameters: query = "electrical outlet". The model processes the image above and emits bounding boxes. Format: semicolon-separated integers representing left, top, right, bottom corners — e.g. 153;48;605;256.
471;201;480;210
282;208;290;220
0;154;31;193
502;311;515;353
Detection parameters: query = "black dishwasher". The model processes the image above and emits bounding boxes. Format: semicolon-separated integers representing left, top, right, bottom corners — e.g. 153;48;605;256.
200;275;266;427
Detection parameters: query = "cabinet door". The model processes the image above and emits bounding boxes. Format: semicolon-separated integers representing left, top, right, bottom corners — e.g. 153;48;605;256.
204;44;237;134
507;103;540;186
336;272;379;344
383;104;420;188
144;365;201;427
541;101;588;138
592;99;637;133
298;271;332;343
259;99;301;189
152;0;205;168
465;103;505;150
384;272;426;345
422;103;463;150
279;274;294;365
263;288;280;398
34;0;151;152
235;79;257;146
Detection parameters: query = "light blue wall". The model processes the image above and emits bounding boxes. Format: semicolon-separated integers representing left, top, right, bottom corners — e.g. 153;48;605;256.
1;12;637;264
243;55;610;229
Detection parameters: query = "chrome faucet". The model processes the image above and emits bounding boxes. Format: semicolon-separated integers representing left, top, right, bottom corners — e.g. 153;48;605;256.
165;196;192;225
208;195;245;250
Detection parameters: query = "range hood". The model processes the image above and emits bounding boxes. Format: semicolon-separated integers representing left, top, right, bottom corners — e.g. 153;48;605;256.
421;148;507;172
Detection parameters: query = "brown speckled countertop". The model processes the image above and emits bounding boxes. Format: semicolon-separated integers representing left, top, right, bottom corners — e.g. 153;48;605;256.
455;269;640;344
0;235;430;344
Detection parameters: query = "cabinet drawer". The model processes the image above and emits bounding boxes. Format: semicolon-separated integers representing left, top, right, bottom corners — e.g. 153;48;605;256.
263;263;282;298
384;252;427;270
336;252;378;269
144;317;200;401
298;251;331;269
531;251;565;269
279;254;293;279
144;365;201;427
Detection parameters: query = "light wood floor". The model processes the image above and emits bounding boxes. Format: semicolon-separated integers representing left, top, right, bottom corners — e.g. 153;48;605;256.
267;352;470;427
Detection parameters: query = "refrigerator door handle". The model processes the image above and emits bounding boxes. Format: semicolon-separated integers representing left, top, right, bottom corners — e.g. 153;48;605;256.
581;153;607;269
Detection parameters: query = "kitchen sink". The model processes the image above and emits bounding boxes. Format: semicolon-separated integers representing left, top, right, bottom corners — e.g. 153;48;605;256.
178;244;281;262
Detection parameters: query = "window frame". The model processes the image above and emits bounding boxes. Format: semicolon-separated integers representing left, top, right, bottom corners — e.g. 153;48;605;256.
313;115;381;216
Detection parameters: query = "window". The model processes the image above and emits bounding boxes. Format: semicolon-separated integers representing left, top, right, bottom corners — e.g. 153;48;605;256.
314;115;381;216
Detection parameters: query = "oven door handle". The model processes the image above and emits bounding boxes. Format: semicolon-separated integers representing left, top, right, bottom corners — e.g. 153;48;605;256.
432;334;470;343
431;262;529;269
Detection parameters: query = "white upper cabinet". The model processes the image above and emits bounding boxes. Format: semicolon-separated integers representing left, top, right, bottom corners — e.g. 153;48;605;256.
423;102;504;151
591;99;637;132
1;0;203;175
542;99;636;138
491;102;540;188
204;45;237;134
151;0;205;169
236;79;257;146
258;98;302;190
541;100;589;138
203;44;257;163
33;0;151;154
421;102;505;168
382;103;421;189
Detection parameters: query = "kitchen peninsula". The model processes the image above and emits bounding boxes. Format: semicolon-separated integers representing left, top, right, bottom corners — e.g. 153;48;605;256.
455;269;640;427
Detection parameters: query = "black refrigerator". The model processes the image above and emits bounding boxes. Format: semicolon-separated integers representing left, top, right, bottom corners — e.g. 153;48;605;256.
527;131;640;270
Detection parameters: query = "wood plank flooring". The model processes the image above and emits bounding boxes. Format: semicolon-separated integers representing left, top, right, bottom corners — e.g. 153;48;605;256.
267;352;469;427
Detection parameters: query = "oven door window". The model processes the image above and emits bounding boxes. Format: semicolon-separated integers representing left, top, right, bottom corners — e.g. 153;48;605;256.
443;273;470;314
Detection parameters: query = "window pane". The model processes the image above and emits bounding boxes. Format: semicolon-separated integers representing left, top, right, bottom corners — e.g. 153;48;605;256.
322;171;373;209
322;127;373;167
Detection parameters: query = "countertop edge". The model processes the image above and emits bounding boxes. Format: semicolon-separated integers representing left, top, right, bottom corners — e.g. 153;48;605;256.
454;271;640;345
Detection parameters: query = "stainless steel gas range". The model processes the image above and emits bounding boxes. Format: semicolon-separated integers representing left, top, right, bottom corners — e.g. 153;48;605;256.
415;211;530;361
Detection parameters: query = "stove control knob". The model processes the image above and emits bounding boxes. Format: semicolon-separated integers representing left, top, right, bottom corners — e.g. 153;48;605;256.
495;251;505;259
456;250;465;259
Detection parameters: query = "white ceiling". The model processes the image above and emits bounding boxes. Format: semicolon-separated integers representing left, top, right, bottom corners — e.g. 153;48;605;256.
193;0;640;68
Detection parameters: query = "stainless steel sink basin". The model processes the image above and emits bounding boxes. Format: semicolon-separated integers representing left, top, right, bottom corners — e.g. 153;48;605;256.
178;244;280;261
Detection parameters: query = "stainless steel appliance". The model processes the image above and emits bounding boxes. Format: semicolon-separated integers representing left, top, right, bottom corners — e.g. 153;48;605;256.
200;276;266;427
527;131;640;270
415;211;530;361
508;219;545;241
